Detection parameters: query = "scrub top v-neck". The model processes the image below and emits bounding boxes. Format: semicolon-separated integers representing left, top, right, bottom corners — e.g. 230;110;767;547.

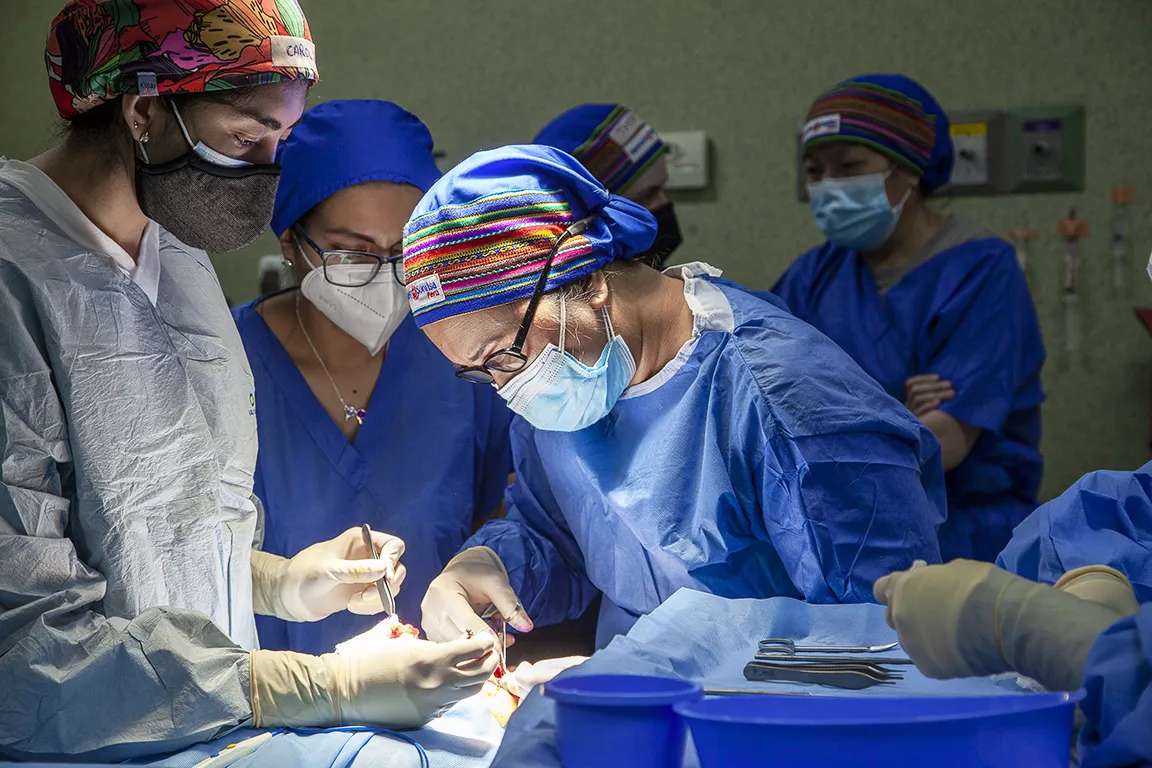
233;293;513;654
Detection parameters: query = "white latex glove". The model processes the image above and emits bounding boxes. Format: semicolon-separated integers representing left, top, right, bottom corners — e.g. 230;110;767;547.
503;656;587;699
1053;565;1141;618
250;632;499;729
252;527;407;622
421;546;533;642
874;559;1124;691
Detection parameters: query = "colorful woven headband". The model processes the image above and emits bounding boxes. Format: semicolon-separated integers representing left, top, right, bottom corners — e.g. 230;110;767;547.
402;145;658;328
403;188;597;327
46;0;318;119
534;104;668;195
802;74;956;192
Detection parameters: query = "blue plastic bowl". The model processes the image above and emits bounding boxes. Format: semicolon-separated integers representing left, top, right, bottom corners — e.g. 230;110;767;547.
676;691;1084;768
546;674;703;768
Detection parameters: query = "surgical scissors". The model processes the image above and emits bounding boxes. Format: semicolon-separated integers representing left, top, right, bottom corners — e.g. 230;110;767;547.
759;638;899;655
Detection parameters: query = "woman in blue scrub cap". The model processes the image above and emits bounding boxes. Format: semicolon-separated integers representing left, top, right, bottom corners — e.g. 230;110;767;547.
773;74;1046;563
231;100;514;656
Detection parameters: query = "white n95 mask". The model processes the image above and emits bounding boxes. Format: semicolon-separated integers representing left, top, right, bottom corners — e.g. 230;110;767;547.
300;264;409;355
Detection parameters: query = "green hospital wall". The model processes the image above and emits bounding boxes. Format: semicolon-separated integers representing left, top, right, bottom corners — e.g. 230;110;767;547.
2;0;1151;499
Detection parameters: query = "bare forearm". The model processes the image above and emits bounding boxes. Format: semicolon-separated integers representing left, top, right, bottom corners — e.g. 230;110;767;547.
920;410;980;471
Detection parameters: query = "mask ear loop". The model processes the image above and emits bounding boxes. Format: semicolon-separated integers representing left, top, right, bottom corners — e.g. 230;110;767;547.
886;165;915;209
558;294;567;353
292;231;323;273
169;101;198;151
601;300;617;340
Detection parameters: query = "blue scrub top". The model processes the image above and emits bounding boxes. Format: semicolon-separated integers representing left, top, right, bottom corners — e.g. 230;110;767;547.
466;269;946;647
233;294;513;655
773;234;1045;562
1079;604;1152;767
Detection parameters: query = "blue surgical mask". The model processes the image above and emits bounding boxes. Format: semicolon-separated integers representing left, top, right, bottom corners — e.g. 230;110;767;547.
170;102;253;168
498;300;637;432
807;171;909;251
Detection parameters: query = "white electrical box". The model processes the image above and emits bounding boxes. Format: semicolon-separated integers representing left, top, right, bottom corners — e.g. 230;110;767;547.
661;131;709;190
936;110;1007;196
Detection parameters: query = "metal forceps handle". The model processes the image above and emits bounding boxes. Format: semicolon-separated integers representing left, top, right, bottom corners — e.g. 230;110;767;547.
359;523;396;617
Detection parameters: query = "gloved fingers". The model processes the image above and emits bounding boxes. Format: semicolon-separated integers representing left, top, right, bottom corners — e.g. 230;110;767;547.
442;631;498;666
344;563;409;615
326;559;392;584
440;636;501;686
423;589;494;643
873;569;906;605
346;586;385;615
390;562;407;592
372;534;406;582
481;578;534;633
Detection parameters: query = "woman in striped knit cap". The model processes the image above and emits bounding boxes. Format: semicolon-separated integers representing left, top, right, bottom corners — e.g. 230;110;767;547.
773;73;1045;564
405;144;946;648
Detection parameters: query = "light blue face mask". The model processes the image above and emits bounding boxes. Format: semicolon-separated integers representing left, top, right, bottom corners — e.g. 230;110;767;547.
171;102;253;168
807;170;910;252
498;298;637;432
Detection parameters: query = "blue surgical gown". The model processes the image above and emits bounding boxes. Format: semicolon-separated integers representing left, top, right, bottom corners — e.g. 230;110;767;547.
998;462;1152;603
465;266;946;647
773;234;1045;562
1079;604;1152;767
233;296;513;655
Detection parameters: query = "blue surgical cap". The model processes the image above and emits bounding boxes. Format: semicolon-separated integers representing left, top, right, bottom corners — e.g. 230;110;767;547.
271;99;442;235
533;103;668;195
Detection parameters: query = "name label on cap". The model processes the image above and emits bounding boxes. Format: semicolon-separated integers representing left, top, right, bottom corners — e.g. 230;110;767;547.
270;36;317;71
137;72;159;97
408;273;446;310
622;123;660;163
803;114;841;143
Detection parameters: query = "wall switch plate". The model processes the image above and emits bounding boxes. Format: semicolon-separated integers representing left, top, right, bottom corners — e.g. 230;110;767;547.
661;131;709;190
1005;105;1085;193
937;110;1007;196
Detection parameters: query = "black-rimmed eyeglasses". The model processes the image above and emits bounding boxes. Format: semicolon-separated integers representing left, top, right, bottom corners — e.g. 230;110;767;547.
455;215;596;384
293;225;405;288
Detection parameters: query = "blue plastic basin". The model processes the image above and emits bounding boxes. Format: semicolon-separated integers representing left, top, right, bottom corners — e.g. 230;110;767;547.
676;691;1084;768
546;674;703;768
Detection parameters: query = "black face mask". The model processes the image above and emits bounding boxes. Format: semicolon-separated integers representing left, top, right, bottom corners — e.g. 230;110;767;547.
135;152;281;253
637;202;683;268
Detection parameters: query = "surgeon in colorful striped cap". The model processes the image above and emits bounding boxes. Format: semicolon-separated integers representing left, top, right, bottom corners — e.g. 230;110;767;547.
535;104;681;268
405;144;947;649
773;73;1045;564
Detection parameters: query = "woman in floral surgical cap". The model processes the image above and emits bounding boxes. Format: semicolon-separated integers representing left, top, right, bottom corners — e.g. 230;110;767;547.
0;1;497;761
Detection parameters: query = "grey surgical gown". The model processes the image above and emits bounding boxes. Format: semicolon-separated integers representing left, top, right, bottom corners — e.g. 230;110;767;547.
0;181;259;761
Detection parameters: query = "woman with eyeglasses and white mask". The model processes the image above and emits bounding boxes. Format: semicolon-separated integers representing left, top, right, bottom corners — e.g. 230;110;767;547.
773;74;1046;564
230;100;513;656
405;145;947;648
